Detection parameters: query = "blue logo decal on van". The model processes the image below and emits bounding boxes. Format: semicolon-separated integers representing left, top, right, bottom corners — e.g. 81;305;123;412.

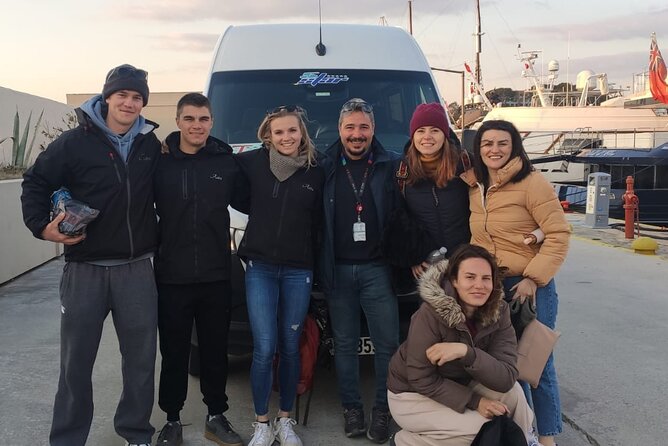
295;72;350;86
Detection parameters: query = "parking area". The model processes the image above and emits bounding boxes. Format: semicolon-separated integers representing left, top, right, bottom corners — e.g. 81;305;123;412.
1;255;597;445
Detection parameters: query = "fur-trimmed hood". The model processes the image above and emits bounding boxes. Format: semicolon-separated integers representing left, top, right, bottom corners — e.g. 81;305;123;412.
418;259;502;328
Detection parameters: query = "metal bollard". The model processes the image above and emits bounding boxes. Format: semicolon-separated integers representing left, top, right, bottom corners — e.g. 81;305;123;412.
621;176;639;239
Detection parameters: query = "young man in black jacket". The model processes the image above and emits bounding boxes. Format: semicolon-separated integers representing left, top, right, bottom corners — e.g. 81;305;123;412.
21;64;160;446
152;93;248;446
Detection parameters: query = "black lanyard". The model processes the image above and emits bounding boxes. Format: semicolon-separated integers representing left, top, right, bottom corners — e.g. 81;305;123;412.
341;152;374;217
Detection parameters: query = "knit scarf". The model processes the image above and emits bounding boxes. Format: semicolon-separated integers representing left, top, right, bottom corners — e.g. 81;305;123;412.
269;148;308;182
420;152;440;180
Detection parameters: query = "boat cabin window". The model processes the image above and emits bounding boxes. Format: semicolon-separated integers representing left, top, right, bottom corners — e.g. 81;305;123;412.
596;164;658;189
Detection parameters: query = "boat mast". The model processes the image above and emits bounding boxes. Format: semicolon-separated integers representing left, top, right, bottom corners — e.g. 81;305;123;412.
474;0;483;86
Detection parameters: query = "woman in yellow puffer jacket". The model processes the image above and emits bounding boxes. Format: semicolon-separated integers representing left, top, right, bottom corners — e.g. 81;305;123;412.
461;119;570;446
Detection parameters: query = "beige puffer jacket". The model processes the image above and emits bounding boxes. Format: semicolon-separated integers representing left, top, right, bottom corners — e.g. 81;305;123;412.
461;157;570;286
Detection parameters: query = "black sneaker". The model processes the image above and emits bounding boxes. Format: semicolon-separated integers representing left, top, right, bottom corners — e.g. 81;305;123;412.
204;414;243;446
367;407;391;444
343;407;367;438
156;421;183;446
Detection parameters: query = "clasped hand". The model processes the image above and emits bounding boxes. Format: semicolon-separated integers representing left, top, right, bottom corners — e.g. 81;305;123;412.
425;342;467;366
477;397;509;419
41;213;85;245
509;277;537;303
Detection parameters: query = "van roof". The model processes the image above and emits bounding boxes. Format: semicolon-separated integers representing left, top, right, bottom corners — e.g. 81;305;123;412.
210;23;433;72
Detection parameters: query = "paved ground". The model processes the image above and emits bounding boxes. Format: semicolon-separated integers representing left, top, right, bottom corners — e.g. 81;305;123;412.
1;213;666;445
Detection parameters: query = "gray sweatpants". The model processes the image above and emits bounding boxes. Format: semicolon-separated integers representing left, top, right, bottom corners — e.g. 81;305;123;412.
49;259;158;446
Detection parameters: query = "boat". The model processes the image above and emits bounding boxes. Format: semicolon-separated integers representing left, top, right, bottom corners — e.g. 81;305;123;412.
533;129;668;224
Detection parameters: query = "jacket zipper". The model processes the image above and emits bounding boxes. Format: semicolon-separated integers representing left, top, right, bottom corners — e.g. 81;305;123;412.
192;163;198;275
273;180;289;258
182;170;188;199
125;171;134;258
109;151;134;258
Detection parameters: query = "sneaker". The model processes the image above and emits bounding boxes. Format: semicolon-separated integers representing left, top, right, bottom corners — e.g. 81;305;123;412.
156;421;183;446
527;429;545;446
205;414;243;446
273;417;302;446
248;420;274;446
126;443;151;446
367;407;391;443
343;407;367;438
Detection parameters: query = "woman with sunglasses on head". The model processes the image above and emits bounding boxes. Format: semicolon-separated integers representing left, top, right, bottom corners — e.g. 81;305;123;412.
235;105;324;446
461;120;570;446
387;244;538;446
387;103;471;280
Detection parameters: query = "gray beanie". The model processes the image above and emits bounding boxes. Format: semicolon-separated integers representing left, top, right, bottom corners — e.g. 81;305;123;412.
102;64;149;106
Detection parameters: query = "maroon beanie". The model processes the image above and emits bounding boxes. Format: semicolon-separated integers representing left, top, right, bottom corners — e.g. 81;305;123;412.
409;102;449;138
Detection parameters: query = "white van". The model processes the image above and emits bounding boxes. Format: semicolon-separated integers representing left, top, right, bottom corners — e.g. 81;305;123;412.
205;23;444;154
201;23;443;357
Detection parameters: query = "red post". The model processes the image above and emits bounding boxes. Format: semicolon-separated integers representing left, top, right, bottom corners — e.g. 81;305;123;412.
622;176;639;239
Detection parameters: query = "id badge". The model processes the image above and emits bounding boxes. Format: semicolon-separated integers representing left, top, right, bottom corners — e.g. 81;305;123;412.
353;221;366;242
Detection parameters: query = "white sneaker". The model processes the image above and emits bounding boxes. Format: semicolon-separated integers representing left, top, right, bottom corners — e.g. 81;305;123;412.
527;429;544;446
249;421;275;446
274;417;303;446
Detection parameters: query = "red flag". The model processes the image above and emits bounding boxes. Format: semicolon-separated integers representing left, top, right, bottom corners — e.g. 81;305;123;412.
649;33;668;104
464;62;472;74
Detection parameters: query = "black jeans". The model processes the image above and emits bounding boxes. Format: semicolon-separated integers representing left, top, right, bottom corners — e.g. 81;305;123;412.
157;281;232;419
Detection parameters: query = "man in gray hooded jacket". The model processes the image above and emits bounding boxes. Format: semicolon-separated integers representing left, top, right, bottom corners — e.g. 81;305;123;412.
21;64;161;446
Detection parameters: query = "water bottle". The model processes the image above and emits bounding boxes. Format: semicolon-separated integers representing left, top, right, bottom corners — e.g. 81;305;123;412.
426;247;447;264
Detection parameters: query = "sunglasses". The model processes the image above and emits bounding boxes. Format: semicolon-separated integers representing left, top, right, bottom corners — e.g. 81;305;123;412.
267;104;304;115
106;65;148;82
341;98;373;113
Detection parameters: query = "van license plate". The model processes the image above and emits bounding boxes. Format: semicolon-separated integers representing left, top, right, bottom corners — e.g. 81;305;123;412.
358;336;375;355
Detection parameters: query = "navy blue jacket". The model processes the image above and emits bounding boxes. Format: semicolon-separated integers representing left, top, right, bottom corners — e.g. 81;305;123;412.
318;137;401;292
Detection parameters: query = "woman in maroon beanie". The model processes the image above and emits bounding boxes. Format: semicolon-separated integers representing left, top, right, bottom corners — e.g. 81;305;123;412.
389;102;471;279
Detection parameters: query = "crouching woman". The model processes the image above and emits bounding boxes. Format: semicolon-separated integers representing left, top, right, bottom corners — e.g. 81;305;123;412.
387;244;535;446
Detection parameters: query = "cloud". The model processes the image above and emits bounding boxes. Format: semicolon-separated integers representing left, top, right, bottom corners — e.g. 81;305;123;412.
148;33;219;53
512;7;668;42
116;0;471;23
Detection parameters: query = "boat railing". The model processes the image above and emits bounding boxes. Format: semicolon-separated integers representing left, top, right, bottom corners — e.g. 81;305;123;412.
522;128;668;157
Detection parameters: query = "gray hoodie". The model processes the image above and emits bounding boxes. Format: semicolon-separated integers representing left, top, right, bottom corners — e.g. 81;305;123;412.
79;94;147;163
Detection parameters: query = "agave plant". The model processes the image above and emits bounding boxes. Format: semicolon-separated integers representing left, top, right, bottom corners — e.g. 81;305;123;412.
1;108;45;168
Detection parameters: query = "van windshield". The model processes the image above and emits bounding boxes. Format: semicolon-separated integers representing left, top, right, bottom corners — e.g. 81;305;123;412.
207;69;439;154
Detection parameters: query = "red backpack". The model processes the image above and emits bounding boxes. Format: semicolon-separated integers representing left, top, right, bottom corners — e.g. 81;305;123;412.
272;314;320;395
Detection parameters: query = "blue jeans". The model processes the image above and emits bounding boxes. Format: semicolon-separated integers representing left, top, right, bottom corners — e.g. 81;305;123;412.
504;276;563;436
245;260;312;416
327;262;399;410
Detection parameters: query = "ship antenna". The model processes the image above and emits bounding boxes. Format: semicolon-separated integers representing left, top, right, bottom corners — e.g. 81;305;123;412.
315;0;326;56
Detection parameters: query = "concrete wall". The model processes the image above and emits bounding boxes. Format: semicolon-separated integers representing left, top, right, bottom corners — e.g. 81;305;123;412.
0;87;74;167
0;180;60;284
67;92;195;141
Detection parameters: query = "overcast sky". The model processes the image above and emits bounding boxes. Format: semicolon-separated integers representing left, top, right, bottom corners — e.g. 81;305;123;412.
2;0;666;105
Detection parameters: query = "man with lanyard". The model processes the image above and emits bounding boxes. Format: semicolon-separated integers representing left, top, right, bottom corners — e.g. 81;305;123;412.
319;98;401;444
21;64;160;446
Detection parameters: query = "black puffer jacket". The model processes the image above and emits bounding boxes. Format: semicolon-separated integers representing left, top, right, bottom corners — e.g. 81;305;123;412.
403;166;471;257
153;132;249;284
236;146;325;269
21;108;160;262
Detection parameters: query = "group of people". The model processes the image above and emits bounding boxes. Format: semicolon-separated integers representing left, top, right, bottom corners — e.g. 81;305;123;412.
20;63;569;446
